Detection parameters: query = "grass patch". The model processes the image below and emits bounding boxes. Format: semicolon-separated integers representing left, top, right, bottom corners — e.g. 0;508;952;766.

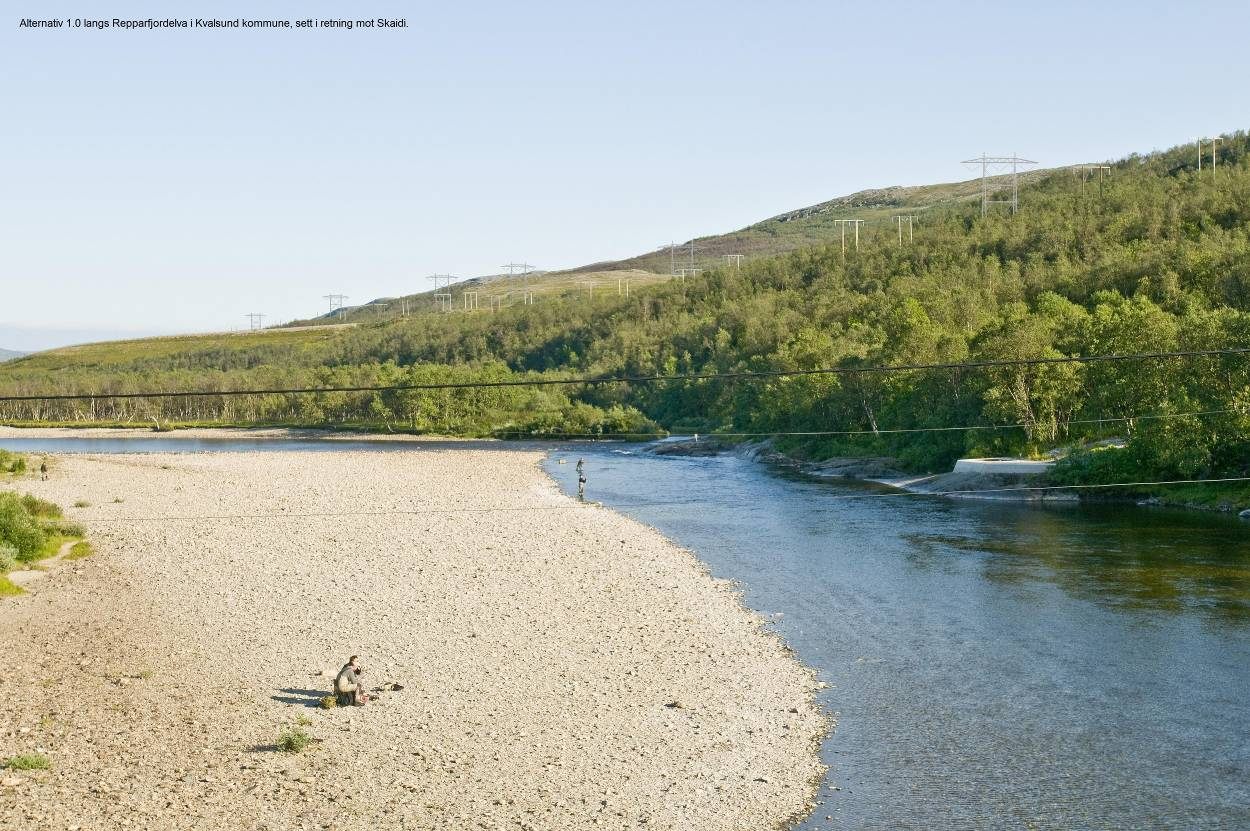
0;574;24;596
20;495;61;519
3;753;50;770
66;540;94;560
72;500;90;509
296;715;313;726
277;728;314;753
112;497;124;503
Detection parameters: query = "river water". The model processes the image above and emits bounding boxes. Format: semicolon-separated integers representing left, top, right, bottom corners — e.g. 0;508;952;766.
543;446;1250;831
5;436;1249;829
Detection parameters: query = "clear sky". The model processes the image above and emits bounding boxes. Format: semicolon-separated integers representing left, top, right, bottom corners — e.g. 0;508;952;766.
2;0;1247;351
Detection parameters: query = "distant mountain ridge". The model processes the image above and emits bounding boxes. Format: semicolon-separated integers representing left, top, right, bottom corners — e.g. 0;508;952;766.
0;348;26;362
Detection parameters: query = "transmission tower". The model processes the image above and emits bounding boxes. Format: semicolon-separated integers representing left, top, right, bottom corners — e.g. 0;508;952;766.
724;254;744;271
323;294;348;319
1199;136;1220;179
832;219;865;256
501;263;535;304
463;291;480;312
961;153;1037;215
245;313;266;330
580;281;595;303
892;216;916;245
427;275;454;312
1080;165;1112;199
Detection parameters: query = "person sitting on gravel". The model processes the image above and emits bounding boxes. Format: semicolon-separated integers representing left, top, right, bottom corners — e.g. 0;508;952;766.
334;656;370;707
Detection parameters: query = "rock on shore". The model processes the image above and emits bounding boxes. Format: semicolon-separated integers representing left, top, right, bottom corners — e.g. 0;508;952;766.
0;448;825;830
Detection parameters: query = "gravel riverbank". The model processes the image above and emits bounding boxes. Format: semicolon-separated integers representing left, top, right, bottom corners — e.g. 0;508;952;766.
0;448;825;830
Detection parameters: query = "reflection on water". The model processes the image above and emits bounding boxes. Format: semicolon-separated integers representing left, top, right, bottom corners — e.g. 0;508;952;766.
545;448;1250;831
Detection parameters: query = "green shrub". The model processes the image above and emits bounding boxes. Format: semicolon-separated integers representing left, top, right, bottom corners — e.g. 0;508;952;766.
0;544;17;572
41;520;86;538
0;493;48;561
72;500;90;509
3;753;50;770
0;450;25;474
20;494;61;519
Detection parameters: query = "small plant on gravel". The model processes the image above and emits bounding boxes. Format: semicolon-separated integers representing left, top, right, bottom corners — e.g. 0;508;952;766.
296;715;313;726
138;670;154;680
3;753;50;770
72;500;90;509
277;728;314;753
318;696;337;709
112;497;125;503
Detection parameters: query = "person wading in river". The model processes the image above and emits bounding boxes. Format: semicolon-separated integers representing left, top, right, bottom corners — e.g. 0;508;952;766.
334;655;369;707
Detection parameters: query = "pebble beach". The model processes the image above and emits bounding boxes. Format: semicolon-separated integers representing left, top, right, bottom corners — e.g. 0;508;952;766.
1;445;825;830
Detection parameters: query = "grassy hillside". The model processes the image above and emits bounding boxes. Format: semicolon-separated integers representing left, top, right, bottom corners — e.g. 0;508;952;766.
567;170;1054;276
4;132;1250;503
280;169;1053;328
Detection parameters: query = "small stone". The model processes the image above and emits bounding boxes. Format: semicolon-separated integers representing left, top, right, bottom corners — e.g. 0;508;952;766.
1;776;22;788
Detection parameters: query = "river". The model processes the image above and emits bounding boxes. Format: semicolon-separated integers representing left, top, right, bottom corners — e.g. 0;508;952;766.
5;435;1249;829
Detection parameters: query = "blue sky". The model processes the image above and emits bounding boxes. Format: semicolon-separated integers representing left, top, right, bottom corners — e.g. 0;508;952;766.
2;0;1247;350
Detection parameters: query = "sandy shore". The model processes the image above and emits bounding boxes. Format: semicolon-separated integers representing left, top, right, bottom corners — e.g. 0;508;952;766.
0;448;825;830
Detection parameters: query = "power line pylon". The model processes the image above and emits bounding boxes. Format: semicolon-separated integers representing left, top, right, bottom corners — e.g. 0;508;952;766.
832;219;864;257
463;291;480;312
724;254;744;271
580;281;595;303
427;275;454;312
961;153;1037;215
323;294;348;320
891;216;916;245
245;313;266;330
1081;165;1111;199
501;263;535;304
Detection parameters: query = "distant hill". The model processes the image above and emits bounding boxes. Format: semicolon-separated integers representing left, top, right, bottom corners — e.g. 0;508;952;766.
282;168;1058;327
560;170;1057;276
0;348;26;363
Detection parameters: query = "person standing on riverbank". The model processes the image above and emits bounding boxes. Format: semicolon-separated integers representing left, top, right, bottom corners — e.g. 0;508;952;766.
40;460;48;480
578;472;587;500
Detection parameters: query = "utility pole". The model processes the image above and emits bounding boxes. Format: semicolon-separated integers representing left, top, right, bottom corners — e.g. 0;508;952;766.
245;313;266;330
832;219;864;256
1082;165;1111;200
892;215;916;245
427;275;454;313
1198;137;1203;172
581;281;595;303
463;291;479;312
961;153;1037;215
724;254;744;271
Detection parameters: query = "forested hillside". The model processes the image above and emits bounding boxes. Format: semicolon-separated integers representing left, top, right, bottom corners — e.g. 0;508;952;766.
4;134;1250;489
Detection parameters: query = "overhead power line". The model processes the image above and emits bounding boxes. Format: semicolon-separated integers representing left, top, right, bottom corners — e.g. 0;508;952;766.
489;407;1244;440
72;476;1250;523
1;347;1247;403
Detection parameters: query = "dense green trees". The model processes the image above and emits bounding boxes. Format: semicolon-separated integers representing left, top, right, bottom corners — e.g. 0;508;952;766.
3;133;1250;482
